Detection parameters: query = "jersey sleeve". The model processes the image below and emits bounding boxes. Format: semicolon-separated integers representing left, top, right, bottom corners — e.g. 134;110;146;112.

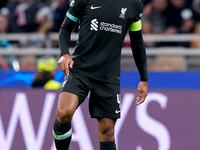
133;0;143;21
59;0;86;56
59;17;77;56
129;30;148;82
67;0;85;22
129;0;143;31
129;2;148;81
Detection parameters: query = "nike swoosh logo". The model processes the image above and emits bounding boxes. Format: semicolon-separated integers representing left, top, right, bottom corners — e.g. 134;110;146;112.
115;109;120;114
91;5;102;10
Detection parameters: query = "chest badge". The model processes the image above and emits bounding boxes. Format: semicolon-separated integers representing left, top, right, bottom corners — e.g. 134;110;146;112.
119;8;127;19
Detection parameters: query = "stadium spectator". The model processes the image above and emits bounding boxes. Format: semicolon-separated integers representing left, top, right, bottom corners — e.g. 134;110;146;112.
5;0;52;33
3;0;53;48
50;0;78;48
51;0;70;32
142;0;198;47
0;10;10;68
142;0;170;34
0;8;20;71
0;7;21;48
191;0;200;48
192;0;200;16
0;14;13;49
0;8;10;33
0;7;19;45
7;0;40;32
35;5;53;33
31;57;61;90
167;0;197;34
142;0;171;46
165;0;198;47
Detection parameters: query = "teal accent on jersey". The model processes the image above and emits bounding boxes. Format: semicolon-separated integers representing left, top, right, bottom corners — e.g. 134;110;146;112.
66;12;79;22
53;128;72;140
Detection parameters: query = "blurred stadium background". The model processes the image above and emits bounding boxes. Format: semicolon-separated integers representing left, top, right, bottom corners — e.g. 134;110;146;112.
0;0;200;150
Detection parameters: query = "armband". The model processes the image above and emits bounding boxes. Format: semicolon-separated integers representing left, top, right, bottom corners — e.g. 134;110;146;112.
129;20;142;31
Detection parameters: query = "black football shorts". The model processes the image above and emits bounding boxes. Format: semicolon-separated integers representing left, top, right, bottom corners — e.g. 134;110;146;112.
59;72;121;119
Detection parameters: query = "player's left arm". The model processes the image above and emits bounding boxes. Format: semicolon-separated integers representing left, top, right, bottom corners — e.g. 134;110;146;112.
129;20;148;105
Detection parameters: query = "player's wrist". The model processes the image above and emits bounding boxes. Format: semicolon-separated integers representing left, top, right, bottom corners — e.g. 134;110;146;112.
140;77;148;82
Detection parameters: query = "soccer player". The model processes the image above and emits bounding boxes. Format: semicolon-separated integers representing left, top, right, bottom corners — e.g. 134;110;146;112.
53;0;148;149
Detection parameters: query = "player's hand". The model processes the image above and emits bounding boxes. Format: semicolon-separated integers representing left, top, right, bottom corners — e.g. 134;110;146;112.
136;81;148;105
57;54;74;75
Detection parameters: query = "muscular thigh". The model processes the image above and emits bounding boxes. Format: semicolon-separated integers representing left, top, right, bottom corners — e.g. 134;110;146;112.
56;73;90;122
56;92;79;123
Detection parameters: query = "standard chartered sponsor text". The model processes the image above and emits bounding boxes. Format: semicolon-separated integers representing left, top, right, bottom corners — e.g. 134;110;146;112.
100;22;122;34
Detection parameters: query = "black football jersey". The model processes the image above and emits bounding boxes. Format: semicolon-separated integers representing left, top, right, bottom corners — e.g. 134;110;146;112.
67;0;143;84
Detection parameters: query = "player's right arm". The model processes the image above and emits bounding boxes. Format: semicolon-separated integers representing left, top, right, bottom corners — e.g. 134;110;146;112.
57;15;77;75
58;0;85;75
58;0;84;56
58;0;84;75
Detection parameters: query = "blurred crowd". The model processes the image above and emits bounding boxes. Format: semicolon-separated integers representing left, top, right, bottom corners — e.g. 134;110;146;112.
0;0;199;48
0;0;73;70
0;0;71;34
0;0;74;49
142;0;200;47
0;0;199;74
